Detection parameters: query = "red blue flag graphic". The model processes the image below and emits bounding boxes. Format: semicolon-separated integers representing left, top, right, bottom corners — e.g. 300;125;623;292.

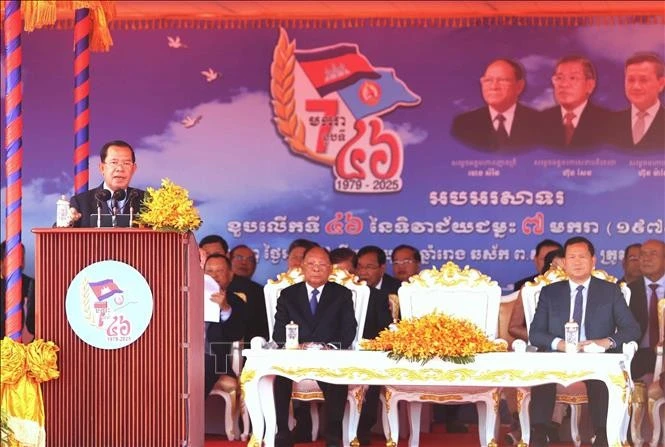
295;44;379;97
89;279;124;301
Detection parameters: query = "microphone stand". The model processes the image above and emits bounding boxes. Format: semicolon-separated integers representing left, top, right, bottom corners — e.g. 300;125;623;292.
111;200;118;228
97;202;102;228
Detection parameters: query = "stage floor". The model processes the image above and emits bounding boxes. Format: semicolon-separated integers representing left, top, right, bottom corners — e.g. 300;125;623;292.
204;423;587;446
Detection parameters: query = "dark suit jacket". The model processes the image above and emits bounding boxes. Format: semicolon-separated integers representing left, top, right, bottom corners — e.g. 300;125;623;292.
206;291;247;378
69;183;145;228
451;103;541;152
628;278;658;379
362;287;392;340
273;281;357;349
610;107;665;152
529;276;640;352
228;275;269;342
379;273;402;296
539;102;613;150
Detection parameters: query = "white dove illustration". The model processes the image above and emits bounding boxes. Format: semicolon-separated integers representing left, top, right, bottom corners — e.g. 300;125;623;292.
181;115;202;129
201;68;220;82
167;36;187;49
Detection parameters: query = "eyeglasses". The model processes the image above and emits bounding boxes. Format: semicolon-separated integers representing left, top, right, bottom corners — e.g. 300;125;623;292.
551;74;586;84
357;263;380;270
393;259;416;266
304;262;330;270
104;160;134;169
232;254;256;263
480;76;513;85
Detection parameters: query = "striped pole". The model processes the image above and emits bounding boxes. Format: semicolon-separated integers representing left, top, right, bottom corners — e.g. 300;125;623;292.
74;8;91;194
3;0;23;341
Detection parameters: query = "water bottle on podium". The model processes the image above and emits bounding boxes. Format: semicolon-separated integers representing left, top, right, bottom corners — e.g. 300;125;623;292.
56;195;70;227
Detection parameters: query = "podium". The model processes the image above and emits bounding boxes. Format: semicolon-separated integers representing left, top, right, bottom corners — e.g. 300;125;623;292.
33;228;203;447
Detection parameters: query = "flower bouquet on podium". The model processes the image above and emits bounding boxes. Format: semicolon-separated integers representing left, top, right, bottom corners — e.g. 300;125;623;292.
135;178;202;232
361;312;506;364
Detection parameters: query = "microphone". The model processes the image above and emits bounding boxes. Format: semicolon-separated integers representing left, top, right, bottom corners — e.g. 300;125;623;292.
111;190;126;227
94;189;111;228
127;190;140;227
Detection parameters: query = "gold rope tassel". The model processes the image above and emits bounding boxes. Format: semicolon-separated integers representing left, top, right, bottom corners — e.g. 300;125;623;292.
21;0;57;31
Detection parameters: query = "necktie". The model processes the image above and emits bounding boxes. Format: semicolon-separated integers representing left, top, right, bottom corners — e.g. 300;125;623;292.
563;112;576;146
632;111;648;145
572;285;584;326
495;114;509;147
648;283;659;347
310;288;319;316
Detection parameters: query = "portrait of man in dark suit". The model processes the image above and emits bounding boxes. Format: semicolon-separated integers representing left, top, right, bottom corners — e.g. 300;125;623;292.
538;56;613;151
528;236;640;447
610;52;665;152
272;246;357;447
451;58;541;152
68;140;145;227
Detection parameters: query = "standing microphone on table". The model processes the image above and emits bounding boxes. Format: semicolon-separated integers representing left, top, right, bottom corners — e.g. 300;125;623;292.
94;189;111;228
127;189;140;227
111;190;126;228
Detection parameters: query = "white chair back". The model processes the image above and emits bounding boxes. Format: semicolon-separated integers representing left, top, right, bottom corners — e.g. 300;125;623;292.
263;267;369;347
398;261;501;339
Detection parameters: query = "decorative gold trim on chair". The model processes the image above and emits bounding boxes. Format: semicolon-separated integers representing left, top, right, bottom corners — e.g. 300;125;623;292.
406;261;497;287
418;394;463;402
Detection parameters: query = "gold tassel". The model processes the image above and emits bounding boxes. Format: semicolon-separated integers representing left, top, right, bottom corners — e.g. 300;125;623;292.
21;0;57;32
89;5;113;52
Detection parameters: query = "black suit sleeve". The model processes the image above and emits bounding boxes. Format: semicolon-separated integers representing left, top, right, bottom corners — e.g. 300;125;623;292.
363;288;392;339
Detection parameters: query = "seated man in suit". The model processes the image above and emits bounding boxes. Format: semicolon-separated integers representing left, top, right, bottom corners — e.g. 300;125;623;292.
529;236;640;447
331;247;392;445
451;58;541;152
286;238;319;271
355;245;401;296
629;239;665;381
68;140;145;227
203;254;247;397
620;243;642;285
610;52;665;151
391;244;421;283
512;239;563;292
198;236;268;342
539;56;613;151
273;247;357;447
198;234;229;267
229;244;269;341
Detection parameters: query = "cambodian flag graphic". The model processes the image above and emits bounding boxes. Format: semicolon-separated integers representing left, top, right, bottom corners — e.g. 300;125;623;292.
295;44;379;97
89;279;123;301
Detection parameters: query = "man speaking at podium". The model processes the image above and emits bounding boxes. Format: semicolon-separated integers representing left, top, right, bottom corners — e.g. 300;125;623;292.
68;140;145;228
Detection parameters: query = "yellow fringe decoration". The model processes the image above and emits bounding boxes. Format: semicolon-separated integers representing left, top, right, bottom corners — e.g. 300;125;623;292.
20;0;57;32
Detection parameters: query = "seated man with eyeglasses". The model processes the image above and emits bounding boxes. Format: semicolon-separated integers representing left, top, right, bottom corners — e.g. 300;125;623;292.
391;244;421;283
273;246;357;447
68;140;145;228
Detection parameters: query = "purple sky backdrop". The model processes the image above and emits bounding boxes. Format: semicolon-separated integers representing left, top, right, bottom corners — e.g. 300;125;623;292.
1;23;664;285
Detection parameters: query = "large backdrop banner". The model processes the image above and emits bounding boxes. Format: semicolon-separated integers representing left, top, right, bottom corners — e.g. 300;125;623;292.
1;21;664;288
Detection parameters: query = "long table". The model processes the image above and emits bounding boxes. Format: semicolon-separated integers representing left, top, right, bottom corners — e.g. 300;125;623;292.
240;349;632;447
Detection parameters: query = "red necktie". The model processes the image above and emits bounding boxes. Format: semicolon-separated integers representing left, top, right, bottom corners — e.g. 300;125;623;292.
563;112;576;146
648;283;659;347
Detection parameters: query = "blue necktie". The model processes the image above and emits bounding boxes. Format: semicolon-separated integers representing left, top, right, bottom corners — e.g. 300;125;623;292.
572;285;584;325
310;289;319;315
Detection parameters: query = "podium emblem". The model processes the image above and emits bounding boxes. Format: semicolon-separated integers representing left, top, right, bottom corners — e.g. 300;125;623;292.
65;260;154;349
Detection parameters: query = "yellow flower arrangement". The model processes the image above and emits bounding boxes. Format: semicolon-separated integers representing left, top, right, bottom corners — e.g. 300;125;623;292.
361;312;506;364
135;178;202;232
